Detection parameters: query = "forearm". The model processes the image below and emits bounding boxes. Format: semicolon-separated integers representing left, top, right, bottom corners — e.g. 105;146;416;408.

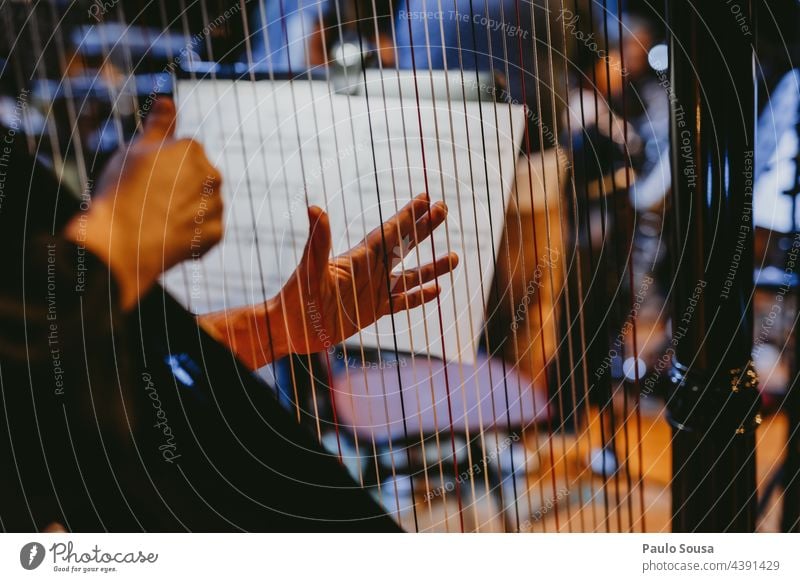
197;296;290;370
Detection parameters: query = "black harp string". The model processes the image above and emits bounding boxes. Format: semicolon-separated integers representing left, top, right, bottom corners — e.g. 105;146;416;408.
401;0;520;533
272;0;340;448
317;0;412;519
397;0;495;532
442;0;507;531
536;0;597;531
245;0;317;425
614;0;647;532
514;0;578;531
325;0;420;529
597;0;633;532
598;0;628;532
414;0;495;531
459;0;515;528
480;0;557;533
474;0;531;532
509;0;576;531
243;0;318;430
326;0;416;531
174;0;264;407
201;0;295;431
199;0;271;374
353;0;445;532
425;0;497;531
362;0;452;530
580;0;614;531
301;0;375;491
564;0;607;531
553;0;601;532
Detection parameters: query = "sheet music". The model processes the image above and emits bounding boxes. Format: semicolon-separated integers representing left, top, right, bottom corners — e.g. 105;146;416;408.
162;78;525;364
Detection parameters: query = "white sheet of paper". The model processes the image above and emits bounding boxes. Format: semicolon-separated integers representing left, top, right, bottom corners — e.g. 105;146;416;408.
162;78;525;364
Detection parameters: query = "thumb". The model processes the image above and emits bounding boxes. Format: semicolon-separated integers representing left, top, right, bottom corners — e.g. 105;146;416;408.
303;206;332;276
139;96;177;143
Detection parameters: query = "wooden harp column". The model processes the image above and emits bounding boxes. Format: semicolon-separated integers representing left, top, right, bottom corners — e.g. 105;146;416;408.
666;0;762;532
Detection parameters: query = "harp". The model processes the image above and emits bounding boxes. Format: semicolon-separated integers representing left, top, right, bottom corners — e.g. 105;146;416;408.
3;0;795;533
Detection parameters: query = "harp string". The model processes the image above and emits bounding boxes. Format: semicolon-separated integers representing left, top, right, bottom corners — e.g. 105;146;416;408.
214;0;279;382
516;0;572;531
457;0;517;528
528;0;576;531
425;0;496;531
555;0;601;531
564;0;606;531
530;0;590;532
579;0;614;532
441;0;504;532
14;0;671;531
320;0;416;527
362;0;455;530
414;0;498;531
539;0;603;531
313;0;413;515
554;0;600;531
478;0;534;532
335;0;424;530
598;0;627;533
396;0;468;532
357;0;468;531
246;0;322;429
598;0;644;532
299;0;372;490
221;0;319;439
392;0;473;530
614;0;647;532
272;0;339;447
476;2;558;531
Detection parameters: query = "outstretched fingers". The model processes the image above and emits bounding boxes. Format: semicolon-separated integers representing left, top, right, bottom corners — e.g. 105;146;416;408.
395;252;459;292
364;193;448;254
386;282;442;315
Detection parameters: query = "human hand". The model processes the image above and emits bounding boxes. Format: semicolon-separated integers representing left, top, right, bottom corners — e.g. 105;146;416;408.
199;194;458;369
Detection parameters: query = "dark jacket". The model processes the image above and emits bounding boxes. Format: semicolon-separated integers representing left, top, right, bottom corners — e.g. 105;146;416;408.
0;132;399;532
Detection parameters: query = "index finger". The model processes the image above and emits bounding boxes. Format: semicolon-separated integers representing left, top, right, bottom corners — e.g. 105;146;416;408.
364;193;447;253
138;97;177;144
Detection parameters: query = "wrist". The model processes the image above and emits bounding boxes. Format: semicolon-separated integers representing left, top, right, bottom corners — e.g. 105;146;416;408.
198;298;289;370
63;198;157;311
